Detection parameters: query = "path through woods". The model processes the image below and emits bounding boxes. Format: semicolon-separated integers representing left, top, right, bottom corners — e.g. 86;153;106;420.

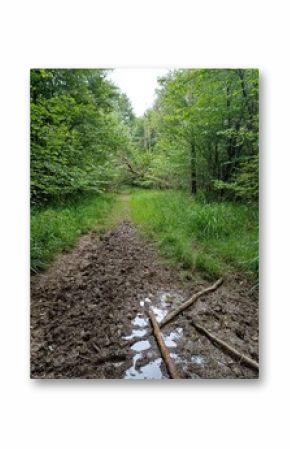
31;195;259;379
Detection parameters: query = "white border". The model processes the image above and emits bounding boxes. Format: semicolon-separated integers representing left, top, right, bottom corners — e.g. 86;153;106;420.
0;1;289;448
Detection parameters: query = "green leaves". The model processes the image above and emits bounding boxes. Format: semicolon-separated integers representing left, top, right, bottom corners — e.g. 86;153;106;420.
31;68;259;206
130;68;259;201
31;69;133;205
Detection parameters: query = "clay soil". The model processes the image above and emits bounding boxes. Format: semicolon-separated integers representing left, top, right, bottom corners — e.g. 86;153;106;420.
31;220;259;379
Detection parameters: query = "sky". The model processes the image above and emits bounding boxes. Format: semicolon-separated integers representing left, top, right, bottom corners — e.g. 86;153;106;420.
108;68;169;116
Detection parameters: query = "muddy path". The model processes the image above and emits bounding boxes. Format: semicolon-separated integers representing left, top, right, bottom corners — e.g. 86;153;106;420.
31;203;259;379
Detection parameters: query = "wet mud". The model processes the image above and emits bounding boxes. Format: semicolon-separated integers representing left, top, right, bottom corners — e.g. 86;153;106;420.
31;220;259;379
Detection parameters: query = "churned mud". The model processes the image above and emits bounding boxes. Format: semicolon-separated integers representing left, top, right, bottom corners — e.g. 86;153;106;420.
31;220;259;379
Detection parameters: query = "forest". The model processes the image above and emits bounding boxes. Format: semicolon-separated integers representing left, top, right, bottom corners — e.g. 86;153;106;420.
31;69;258;202
31;68;258;274
31;68;259;379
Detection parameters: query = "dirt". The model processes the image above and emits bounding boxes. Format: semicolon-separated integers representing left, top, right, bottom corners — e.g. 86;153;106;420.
31;219;259;379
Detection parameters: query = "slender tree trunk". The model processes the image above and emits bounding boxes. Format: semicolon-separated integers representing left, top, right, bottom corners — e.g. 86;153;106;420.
224;84;234;182
191;141;196;194
237;69;252;118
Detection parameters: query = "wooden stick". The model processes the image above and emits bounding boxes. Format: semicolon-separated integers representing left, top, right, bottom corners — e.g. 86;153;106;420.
147;309;181;379
192;320;259;372
159;277;223;329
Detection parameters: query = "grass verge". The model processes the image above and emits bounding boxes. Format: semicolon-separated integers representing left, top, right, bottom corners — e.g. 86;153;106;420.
31;193;115;272
129;190;258;280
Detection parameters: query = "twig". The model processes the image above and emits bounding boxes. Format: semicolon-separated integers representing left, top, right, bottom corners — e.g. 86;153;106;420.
192;320;259;372
91;342;101;354
159;278;223;329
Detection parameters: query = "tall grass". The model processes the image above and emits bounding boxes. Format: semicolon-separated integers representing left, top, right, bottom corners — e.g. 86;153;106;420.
130;190;258;279
31;193;115;272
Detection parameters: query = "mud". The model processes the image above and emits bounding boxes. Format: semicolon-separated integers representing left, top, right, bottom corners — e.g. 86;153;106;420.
31;220;259;379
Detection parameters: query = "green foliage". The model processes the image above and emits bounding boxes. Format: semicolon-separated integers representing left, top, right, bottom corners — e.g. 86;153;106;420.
31;193;115;271
30;68;259;278
126;69;259;201
31;69;132;205
31;68;259;205
130;190;258;279
213;155;259;202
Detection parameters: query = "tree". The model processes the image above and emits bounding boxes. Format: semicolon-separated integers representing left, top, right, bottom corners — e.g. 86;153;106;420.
30;69;134;204
127;68;259;201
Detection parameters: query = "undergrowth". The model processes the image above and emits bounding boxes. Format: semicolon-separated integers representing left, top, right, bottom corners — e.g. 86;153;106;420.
129;190;258;280
31;193;115;272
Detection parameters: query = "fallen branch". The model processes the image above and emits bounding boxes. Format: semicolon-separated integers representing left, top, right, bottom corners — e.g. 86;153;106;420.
147;309;181;379
120;155;143;178
192;320;259;372
159;278;223;329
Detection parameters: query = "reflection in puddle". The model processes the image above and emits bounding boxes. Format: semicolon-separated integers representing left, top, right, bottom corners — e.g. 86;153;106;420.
124;356;164;380
151;306;167;322
123;328;147;340
131;340;151;351
132;314;148;327
163;328;183;348
123;289;205;379
138;359;163;379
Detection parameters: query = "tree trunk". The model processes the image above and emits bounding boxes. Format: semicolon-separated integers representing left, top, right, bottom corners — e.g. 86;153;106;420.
191;141;196;194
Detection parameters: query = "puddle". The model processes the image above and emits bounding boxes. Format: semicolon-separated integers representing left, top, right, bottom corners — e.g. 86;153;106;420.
151;305;167;322
124;356;164;380
163;328;183;348
132;314;148;327
131;340;151;351
123;329;147;340
123;289;205;379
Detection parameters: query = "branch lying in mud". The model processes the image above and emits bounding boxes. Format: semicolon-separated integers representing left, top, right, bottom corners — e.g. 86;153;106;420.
147;309;181;379
159;278;223;329
192;320;259;372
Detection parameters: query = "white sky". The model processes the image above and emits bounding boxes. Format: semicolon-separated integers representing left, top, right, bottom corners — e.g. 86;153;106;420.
108;68;169;116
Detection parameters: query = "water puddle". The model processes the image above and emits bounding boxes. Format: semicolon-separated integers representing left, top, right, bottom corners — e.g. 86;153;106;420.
151;306;167;322
123;290;206;379
125;355;164;380
131;340;151;351
132;314;148;327
163;328;183;348
123;328;147;340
